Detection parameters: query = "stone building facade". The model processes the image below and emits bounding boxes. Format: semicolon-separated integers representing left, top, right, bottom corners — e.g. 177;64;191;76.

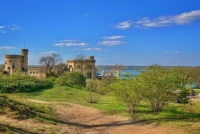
4;49;28;74
67;56;97;79
4;49;97;79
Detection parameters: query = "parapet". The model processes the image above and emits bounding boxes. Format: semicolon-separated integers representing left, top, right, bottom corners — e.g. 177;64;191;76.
21;49;28;52
5;55;22;58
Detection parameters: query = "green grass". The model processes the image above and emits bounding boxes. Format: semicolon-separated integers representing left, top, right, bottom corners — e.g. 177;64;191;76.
4;86;127;115
193;89;200;93
2;85;200;134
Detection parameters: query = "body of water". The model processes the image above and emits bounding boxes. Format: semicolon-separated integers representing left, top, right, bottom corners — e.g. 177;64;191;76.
96;66;147;78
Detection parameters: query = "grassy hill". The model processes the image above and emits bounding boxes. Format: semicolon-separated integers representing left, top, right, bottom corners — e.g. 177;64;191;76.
0;85;199;133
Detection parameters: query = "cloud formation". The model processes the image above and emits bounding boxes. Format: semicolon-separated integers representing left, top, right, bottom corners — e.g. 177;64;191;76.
0;46;15;50
83;48;102;51
116;10;200;29
103;36;124;40
40;51;57;55
115;20;132;29
0;24;21;33
55;40;88;47
99;40;124;46
164;51;180;54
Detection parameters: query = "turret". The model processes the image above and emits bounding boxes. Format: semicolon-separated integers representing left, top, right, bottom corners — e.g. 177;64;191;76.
21;49;28;71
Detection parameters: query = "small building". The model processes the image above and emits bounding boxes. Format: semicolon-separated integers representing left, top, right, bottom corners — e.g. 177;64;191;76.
28;67;46;78
4;49;28;74
67;56;97;79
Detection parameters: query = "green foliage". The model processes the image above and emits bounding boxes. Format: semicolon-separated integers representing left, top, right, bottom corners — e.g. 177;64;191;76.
170;67;195;88
110;78;143;113
0;73;52;93
137;65;178;112
175;89;191;104
84;92;100;103
56;72;86;87
86;79;108;94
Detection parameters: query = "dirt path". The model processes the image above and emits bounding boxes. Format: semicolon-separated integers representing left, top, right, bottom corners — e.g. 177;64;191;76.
28;99;185;134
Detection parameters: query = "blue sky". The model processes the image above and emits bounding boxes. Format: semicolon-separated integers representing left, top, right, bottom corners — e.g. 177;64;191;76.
0;0;200;66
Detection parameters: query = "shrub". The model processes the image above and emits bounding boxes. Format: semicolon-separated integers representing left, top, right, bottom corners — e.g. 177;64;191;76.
56;72;86;87
85;92;100;103
110;79;143;113
175;88;191;104
86;79;108;94
0;73;53;93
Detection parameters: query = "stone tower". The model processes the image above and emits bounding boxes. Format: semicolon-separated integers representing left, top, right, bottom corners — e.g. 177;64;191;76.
4;49;28;74
21;49;28;71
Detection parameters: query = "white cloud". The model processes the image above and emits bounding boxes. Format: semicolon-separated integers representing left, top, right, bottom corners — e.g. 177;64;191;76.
103;36;124;40
54;40;88;47
136;10;200;29
99;40;124;46
83;48;102;51
55;42;88;47
115;20;132;29
0;46;15;50
9;24;21;31
0;24;21;33
40;51;57;55
164;51;180;54
60;40;77;43
117;10;200;29
0;26;6;29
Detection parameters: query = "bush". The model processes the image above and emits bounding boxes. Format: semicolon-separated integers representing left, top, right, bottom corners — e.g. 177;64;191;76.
86;79;108;94
110;79;143;113
176;88;191;104
0;73;53;93
84;92;100;103
56;72;86;87
138;65;177;113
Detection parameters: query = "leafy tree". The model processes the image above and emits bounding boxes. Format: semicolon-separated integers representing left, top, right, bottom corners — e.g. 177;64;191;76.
138;65;177;112
56;72;86;87
170;67;195;88
193;67;200;88
39;53;62;77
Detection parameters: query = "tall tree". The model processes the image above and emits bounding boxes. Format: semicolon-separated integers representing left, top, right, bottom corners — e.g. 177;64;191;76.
193;67;200;88
138;65;177;112
39;53;62;77
171;67;195;88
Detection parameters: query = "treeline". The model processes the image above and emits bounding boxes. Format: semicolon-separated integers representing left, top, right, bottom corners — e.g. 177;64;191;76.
109;65;200;113
86;65;200;113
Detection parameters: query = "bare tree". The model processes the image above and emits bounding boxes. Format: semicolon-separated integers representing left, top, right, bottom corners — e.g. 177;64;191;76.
39;53;62;77
112;63;123;71
76;54;86;60
75;54;87;72
54;63;67;76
